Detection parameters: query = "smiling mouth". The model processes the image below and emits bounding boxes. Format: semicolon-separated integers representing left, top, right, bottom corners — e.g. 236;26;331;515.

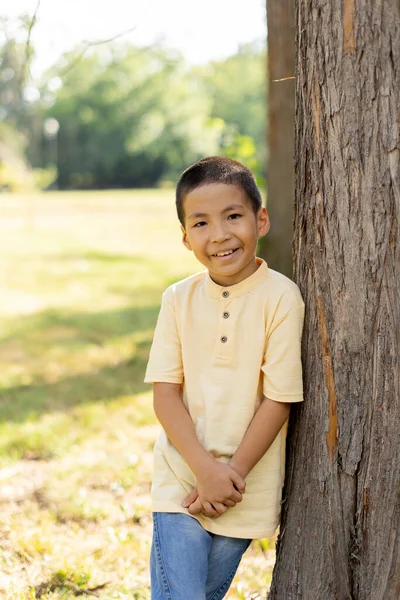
212;248;239;257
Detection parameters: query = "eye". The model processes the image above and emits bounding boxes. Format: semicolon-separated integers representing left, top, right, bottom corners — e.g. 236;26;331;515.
193;221;207;228
227;213;241;220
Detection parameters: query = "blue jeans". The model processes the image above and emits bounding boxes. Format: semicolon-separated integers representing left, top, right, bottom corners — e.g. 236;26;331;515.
150;512;251;600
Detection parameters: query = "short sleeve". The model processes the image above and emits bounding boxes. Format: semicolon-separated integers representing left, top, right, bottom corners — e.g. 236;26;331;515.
261;302;304;403
144;287;183;384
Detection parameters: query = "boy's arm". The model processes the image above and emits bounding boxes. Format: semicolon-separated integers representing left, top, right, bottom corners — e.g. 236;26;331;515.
228;395;290;478
231;300;304;477
184;396;290;515
153;382;245;516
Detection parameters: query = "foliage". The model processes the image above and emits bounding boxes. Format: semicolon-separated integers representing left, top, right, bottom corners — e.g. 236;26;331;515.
224;133;265;189
0;20;266;191
0;122;57;191
0;121;32;191
0;19;54;192
32;165;58;189
42;45;223;188
0;37;26;125
194;41;266;183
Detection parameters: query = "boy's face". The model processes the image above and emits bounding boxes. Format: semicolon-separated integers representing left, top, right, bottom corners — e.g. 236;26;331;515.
181;183;269;287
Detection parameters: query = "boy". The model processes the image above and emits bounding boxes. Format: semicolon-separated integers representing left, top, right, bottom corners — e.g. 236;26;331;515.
144;156;304;600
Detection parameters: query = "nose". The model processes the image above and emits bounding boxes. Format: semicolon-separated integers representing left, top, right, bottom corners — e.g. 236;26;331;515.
210;223;231;243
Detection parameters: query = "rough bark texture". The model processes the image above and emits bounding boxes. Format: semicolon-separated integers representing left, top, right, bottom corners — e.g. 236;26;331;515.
269;1;400;599
260;0;295;277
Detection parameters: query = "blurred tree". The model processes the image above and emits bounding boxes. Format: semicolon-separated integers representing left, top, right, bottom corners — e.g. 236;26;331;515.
45;44;223;188
0;10;266;192
0;16;49;190
0;121;32;190
270;1;400;597
0;37;25;124
259;0;295;276
194;41;266;184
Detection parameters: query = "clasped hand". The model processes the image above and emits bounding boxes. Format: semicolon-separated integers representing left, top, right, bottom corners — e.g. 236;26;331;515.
181;459;245;519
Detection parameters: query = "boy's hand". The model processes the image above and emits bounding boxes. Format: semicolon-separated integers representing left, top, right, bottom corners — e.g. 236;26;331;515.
181;487;199;509
181;459;245;518
182;487;237;517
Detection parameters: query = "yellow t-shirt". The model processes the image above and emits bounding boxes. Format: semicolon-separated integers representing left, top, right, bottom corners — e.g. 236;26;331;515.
144;258;304;539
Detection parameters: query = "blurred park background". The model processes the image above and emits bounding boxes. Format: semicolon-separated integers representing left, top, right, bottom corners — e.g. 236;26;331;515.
1;0;266;193
0;1;277;598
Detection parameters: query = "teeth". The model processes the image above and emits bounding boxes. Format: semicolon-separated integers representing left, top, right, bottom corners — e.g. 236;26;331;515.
215;250;234;257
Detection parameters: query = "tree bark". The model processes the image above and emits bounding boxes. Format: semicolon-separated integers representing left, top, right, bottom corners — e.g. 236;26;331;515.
260;0;295;277
270;1;400;599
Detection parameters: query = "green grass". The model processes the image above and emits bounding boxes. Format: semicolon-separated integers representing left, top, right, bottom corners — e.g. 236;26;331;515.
0;190;275;599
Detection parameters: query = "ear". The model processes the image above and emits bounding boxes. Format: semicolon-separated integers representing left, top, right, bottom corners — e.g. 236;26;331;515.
257;208;270;238
181;226;192;251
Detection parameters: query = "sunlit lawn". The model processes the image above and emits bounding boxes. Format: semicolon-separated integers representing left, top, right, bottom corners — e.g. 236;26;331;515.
0;190;275;599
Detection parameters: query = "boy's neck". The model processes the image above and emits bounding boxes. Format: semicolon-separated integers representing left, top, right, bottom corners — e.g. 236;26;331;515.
207;256;262;287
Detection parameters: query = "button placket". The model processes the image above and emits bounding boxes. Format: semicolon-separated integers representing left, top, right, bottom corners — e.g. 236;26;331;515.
214;290;233;360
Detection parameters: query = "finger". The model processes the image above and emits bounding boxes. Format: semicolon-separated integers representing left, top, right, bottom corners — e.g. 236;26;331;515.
223;498;236;508
230;471;246;493
188;497;203;515
181;488;198;508
212;502;229;515
234;481;246;493
201;502;219;518
230;489;243;503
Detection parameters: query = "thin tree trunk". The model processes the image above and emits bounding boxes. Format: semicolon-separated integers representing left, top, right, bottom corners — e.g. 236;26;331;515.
270;1;400;598
260;0;295;277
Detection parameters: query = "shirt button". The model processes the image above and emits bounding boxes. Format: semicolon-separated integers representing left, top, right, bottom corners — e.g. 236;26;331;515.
223;312;230;319
221;336;228;343
222;291;229;298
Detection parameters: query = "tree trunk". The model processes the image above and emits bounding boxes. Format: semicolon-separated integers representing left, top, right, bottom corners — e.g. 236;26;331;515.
270;1;400;598
260;0;295;277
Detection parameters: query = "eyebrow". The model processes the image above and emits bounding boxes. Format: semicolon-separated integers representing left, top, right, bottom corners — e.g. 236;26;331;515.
187;204;245;221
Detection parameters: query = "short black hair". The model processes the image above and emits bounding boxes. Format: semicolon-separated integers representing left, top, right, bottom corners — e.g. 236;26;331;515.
176;156;262;226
